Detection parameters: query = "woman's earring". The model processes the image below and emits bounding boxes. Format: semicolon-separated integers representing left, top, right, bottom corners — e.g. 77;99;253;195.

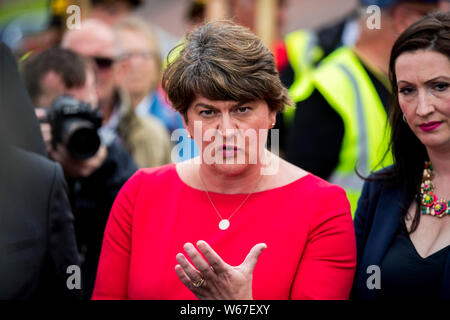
187;133;192;139
402;114;407;123
271;122;275;128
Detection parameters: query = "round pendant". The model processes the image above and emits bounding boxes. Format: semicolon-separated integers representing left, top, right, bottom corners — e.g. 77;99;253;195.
219;219;230;230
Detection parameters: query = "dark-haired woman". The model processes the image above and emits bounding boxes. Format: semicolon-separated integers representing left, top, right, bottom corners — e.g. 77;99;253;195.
353;11;450;300
92;21;356;300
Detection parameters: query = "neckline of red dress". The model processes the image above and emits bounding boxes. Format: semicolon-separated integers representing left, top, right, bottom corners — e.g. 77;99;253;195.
171;163;312;197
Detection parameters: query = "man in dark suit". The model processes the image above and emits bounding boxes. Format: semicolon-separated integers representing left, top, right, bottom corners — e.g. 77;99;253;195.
0;42;81;299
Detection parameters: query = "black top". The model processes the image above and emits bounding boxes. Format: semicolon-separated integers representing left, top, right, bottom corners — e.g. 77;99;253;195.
378;223;450;300
352;172;450;300
285;57;391;180
68;141;137;299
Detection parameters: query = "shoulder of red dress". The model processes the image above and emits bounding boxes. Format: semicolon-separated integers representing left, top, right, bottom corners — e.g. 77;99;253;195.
138;163;177;176
301;173;345;191
289;173;348;203
131;163;179;186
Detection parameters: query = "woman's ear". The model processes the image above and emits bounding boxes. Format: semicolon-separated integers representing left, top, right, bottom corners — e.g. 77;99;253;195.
182;112;191;137
269;110;277;129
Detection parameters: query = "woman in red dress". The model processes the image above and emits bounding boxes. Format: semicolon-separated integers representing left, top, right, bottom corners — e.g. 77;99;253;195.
92;21;356;300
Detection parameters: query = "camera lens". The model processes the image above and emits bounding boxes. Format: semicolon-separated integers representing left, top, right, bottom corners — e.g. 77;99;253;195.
63;120;101;159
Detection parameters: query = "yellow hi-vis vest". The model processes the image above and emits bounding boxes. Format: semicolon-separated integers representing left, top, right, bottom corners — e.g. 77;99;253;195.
312;46;393;216
284;30;324;126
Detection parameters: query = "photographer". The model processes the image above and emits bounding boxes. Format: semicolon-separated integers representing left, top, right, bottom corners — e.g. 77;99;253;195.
62;19;173;167
21;48;137;299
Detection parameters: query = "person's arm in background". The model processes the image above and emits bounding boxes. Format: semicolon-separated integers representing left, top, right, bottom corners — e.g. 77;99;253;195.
290;185;357;299
285;90;344;180
91;170;143;299
38;163;81;299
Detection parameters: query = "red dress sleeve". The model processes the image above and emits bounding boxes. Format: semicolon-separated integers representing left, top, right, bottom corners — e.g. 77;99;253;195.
91;170;144;300
290;185;357;299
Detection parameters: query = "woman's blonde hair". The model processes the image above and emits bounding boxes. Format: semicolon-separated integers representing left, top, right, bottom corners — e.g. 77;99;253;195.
114;16;162;70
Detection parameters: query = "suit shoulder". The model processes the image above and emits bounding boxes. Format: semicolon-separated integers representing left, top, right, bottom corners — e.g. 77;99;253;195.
361;165;396;196
4;146;58;178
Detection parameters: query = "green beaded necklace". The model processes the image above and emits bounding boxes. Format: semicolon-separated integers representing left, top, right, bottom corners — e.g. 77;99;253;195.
420;161;450;218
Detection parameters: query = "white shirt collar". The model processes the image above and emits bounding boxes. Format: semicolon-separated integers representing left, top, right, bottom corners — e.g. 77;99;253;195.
135;93;153;118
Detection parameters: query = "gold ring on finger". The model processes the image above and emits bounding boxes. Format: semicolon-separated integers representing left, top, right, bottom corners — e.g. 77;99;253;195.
192;277;205;288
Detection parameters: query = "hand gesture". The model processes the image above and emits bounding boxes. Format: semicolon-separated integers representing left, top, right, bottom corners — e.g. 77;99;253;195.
175;240;267;300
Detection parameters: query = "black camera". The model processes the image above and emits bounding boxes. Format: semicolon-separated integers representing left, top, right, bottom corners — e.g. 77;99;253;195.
43;95;102;159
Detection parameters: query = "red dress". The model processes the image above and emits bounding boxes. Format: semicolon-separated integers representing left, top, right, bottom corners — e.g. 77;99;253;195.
92;164;356;300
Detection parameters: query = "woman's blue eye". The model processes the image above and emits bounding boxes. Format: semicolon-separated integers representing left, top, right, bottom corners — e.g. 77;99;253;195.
236;107;250;113
199;110;215;117
399;87;414;95
434;82;449;91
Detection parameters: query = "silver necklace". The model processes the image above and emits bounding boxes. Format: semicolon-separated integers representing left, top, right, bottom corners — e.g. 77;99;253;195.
199;170;264;230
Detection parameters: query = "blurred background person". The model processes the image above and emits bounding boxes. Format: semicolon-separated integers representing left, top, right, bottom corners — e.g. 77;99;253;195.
114;16;183;133
353;11;450;300
61;19;116;121
90;0;143;25
230;0;289;68
0;42;80;300
192;0;289;70
0;0;144;58
166;0;289;72
61;18;172;167
21;47;137;299
0;0;65;57
279;8;360;145
184;0;207;31
0;0;361;61
285;0;446;214
113;16;198;162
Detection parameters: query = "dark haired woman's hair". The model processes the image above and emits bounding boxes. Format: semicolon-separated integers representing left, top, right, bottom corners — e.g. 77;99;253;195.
162;20;293;120
375;11;450;232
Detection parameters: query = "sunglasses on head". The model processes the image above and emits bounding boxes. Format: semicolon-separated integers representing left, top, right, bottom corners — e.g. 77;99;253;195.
92;56;114;70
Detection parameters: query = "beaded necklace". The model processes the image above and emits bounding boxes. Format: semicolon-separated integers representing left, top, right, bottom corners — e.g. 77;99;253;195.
420;161;450;218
